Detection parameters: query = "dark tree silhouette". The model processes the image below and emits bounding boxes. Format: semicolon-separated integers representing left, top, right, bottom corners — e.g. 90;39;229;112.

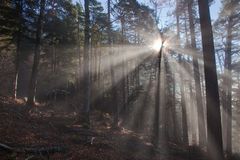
27;0;46;106
82;0;91;128
197;0;224;159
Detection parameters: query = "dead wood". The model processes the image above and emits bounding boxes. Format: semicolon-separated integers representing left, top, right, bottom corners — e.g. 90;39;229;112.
0;143;67;156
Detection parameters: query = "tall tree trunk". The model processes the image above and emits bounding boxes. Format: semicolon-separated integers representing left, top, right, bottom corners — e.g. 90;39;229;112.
108;0;119;128
152;38;163;147
82;0;91;128
163;55;170;142
160;55;167;144
197;0;224;160
27;0;46;106
176;0;189;144
223;14;233;159
77;12;81;90
184;11;195;145
120;17;127;115
187;0;206;146
179;56;189;145
14;0;22;99
188;77;197;145
166;55;178;143
171;71;179;143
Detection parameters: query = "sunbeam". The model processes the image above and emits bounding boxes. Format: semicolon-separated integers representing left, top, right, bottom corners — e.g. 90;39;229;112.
90;48;154;106
1;0;239;159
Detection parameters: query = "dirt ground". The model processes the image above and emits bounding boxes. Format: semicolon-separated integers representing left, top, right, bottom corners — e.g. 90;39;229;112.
0;96;205;160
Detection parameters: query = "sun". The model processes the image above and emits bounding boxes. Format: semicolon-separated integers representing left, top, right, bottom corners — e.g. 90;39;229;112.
152;39;162;52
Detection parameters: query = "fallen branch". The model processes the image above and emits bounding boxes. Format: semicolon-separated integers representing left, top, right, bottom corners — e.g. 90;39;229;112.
0;143;67;156
0;143;13;152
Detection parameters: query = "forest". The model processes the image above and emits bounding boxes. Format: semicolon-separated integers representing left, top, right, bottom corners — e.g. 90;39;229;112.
0;0;240;159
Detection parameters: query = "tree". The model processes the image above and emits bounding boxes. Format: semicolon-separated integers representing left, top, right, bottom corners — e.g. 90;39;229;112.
13;0;23;99
187;0;206;147
152;32;162;147
27;0;46;106
175;0;188;145
0;0;26;98
223;13;233;159
197;0;224;160
76;2;84;89
215;0;240;157
108;0;119;128
82;0;91;128
44;0;78;73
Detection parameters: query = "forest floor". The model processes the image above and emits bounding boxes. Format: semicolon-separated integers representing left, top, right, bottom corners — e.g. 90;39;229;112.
0;96;211;160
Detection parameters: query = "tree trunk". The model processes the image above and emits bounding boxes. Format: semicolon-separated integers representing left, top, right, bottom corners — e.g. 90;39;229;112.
82;0;91;128
188;78;197;145
223;14;233;158
152;40;163;147
171;71;179;143
120;17;127;116
176;0;189;145
77;13;82;90
166;55;178;143
163;55;170;142
179;55;189;145
13;0;22;99
188;0;206;147
108;0;119;128
27;0;46;106
197;0;224;159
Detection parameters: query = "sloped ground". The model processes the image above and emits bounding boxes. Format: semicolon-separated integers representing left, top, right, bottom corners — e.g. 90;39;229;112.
0;96;222;160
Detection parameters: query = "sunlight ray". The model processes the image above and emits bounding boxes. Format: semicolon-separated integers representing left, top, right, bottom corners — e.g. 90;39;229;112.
166;54;200;145
90;51;153;106
88;45;154;75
